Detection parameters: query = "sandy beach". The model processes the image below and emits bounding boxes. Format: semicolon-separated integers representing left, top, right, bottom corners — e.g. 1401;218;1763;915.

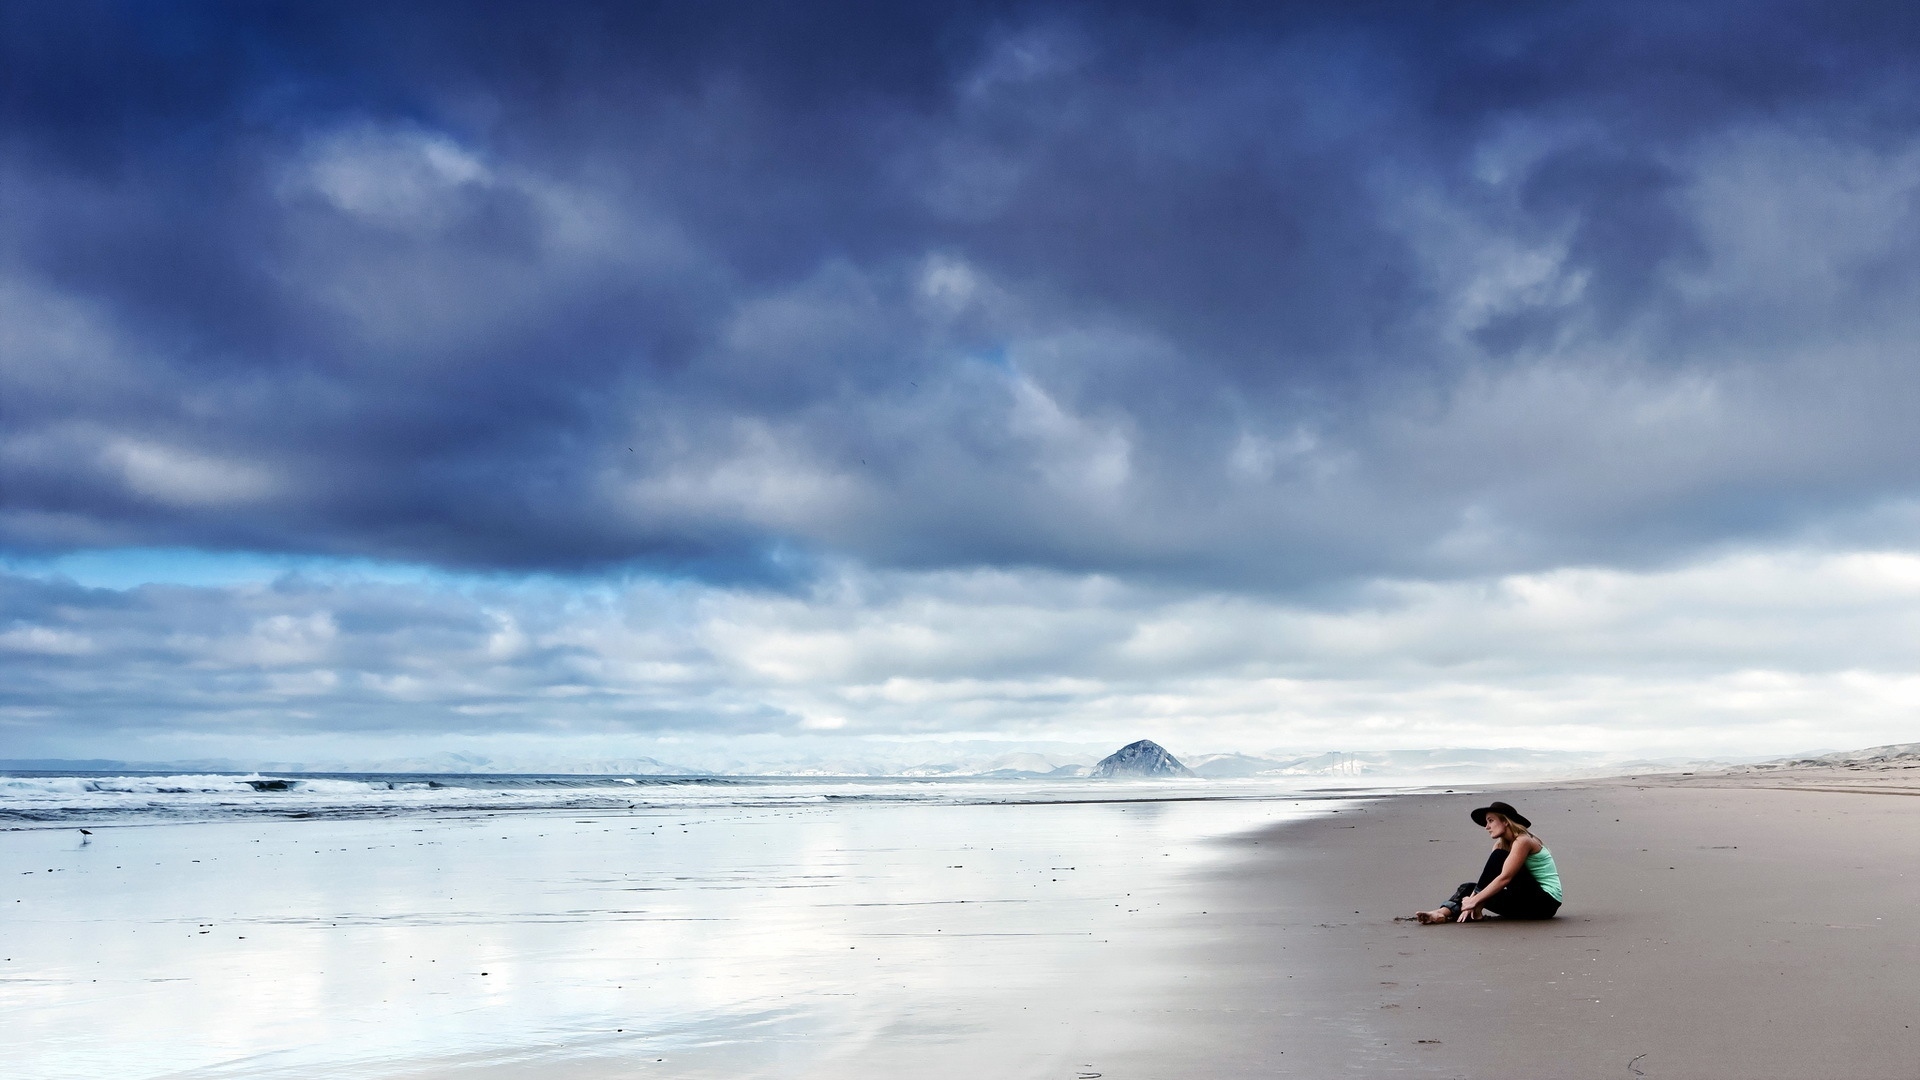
9;769;1919;1079
1140;774;1920;1078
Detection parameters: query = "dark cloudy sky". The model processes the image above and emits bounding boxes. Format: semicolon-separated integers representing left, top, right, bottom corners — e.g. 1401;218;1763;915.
5;1;1920;767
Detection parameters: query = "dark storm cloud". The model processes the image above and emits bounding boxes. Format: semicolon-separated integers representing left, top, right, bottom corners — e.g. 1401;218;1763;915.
6;0;1920;584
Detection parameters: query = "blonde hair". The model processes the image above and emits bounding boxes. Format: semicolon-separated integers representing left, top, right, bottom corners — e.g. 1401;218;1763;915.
1485;811;1532;839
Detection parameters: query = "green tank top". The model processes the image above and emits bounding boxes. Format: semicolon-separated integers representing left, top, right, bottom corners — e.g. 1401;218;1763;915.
1525;847;1563;902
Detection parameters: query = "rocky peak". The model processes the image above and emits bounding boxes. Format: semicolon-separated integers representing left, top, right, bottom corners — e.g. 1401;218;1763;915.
1091;739;1194;778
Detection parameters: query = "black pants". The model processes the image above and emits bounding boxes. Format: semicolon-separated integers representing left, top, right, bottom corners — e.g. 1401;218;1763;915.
1441;860;1561;920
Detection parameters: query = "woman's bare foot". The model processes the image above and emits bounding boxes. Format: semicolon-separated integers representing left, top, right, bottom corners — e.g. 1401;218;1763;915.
1413;907;1452;924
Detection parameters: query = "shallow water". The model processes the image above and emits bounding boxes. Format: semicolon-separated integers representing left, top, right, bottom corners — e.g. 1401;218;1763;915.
2;777;1363;1079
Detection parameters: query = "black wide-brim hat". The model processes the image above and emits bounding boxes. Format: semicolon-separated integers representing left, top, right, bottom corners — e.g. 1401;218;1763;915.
1470;801;1530;829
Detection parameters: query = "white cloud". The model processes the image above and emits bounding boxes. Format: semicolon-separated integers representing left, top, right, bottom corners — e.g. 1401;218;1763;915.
0;277;143;400
1679;128;1920;312
291;125;491;227
103;438;280;507
1006;367;1133;497
0;625;93;655
8;545;1920;764
620;417;866;531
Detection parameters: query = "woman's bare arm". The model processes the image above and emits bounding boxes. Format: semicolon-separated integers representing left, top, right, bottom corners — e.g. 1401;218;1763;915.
1458;836;1540;920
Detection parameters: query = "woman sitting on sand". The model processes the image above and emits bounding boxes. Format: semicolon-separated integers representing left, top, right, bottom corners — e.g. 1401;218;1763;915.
1414;801;1562;923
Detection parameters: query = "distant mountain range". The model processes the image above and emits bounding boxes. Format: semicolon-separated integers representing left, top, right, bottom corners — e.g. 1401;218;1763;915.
1182;747;1645;779
1738;742;1920;770
0;743;1760;779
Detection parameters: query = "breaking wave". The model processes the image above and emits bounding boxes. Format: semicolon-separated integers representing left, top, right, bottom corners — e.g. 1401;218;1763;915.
0;771;1280;827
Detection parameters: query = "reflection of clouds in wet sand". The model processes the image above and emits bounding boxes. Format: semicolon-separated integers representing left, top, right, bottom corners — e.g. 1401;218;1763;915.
3;794;1344;1079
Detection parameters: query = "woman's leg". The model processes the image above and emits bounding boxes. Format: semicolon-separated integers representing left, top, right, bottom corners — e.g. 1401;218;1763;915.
1415;882;1481;923
1481;875;1560;920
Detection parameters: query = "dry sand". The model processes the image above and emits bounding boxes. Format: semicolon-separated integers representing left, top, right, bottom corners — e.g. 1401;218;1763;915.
1129;774;1920;1078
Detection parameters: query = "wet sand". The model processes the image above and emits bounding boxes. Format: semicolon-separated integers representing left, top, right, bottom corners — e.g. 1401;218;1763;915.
0;792;1334;1080
1144;777;1920;1078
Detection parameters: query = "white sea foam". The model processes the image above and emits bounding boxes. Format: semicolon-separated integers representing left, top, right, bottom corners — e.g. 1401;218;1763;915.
0;770;1358;827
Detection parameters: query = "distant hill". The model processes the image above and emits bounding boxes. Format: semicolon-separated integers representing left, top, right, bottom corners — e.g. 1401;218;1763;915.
1183;747;1658;780
1183;752;1290;778
1752;742;1920;769
1091;740;1194;778
0;759;135;772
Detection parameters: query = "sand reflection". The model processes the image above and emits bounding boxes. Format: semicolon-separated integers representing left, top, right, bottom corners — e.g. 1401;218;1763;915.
4;789;1345;1079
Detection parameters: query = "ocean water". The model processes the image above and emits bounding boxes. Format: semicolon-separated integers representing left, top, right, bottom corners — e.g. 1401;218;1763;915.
2;772;1370;1079
0;770;1336;824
